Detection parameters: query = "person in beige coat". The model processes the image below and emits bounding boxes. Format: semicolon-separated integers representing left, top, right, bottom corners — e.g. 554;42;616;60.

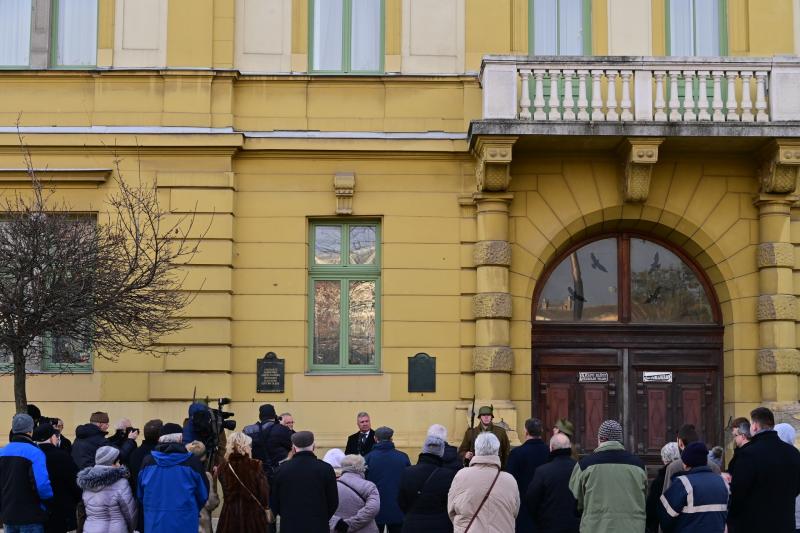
447;432;520;533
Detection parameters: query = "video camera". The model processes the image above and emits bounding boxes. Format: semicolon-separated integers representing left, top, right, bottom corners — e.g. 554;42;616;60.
191;397;236;470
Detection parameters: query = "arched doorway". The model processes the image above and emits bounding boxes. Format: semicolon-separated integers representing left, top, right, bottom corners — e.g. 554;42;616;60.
532;233;723;469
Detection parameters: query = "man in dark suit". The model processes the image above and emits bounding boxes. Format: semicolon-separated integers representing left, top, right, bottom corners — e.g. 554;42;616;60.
345;411;376;456
272;431;338;533
506;418;550;532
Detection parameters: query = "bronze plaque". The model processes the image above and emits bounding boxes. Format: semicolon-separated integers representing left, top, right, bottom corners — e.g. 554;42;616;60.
257;352;285;393
408;352;436;392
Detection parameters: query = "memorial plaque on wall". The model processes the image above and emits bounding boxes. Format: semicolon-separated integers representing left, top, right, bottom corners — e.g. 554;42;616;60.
257;352;285;393
408;352;436;392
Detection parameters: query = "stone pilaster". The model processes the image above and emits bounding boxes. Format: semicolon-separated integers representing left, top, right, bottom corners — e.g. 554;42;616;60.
755;194;800;403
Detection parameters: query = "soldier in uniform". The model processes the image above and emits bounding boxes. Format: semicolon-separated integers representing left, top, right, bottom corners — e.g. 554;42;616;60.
457;405;510;468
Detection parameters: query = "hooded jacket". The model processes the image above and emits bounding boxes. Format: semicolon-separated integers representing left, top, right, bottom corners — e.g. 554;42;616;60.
77;465;137;533
136;442;209;533
182;402;209;444
568;440;647;533
39;442;81;533
447;454;520;533
365;440;411;525
72;423;109;469
0;434;53;525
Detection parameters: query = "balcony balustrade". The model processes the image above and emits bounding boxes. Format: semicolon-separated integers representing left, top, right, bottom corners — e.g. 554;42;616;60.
480;56;800;124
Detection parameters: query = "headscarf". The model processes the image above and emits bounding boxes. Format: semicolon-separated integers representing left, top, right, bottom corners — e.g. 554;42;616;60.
660;441;681;465
775;423;796;446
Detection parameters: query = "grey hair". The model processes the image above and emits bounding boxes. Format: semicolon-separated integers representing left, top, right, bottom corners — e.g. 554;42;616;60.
356;412;369;419
427;424;448;441
116;418;132;431
279;412;292;419
550;433;571;450
158;433;183;444
341;454;367;475
475;432;500;456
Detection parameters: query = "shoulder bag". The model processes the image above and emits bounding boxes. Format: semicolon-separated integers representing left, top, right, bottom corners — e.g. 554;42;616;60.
464;466;501;533
227;462;275;524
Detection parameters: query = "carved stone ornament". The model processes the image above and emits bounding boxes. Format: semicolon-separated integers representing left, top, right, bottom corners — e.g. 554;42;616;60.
334;172;355;215
473;346;513;372
760;141;800;194
757;348;800;375
757;242;795;268
473;136;517;192
756;294;798;321
619;138;664;203
472;292;513;319
473;240;512;266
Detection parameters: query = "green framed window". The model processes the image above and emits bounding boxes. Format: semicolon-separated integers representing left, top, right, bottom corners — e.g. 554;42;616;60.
666;0;728;56
529;0;591;55
0;0;32;67
52;0;98;67
309;0;384;73
0;336;92;373
309;221;380;372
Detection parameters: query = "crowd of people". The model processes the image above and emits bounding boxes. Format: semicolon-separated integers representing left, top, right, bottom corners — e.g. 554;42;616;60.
1;403;800;533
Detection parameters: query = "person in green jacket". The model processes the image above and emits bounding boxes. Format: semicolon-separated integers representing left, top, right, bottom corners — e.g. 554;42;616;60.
568;420;647;533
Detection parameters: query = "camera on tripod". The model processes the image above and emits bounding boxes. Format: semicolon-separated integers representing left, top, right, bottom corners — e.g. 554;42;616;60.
191;397;236;470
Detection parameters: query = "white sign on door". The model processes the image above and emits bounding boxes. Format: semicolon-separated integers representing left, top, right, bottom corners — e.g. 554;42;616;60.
643;371;673;383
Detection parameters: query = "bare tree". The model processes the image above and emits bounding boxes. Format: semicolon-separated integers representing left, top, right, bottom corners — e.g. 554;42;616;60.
1;136;202;413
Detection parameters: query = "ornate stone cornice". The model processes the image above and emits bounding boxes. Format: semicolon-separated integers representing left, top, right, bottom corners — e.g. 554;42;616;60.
759;139;800;194
472;136;517;192
618;137;664;203
334;172;355;215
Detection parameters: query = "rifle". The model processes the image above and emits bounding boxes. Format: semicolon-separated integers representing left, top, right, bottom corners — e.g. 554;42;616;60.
464;395;476;466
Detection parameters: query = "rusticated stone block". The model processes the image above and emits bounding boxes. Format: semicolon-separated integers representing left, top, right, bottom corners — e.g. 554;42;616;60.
757;242;795;268
473;240;511;266
757;294;798;321
473;293;512;318
473;346;513;372
757;348;800;374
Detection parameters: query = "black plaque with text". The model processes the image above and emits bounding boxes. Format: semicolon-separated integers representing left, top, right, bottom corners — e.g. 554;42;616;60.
257;352;285;393
408;352;436;392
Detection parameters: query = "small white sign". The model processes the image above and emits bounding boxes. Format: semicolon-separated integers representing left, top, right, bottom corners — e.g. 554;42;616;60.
578;371;609;383
643;371;673;383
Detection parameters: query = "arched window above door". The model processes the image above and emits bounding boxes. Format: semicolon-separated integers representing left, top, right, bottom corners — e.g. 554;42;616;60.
535;235;716;324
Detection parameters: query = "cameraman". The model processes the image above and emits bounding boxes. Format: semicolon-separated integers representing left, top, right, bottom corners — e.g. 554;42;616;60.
244;404;293;479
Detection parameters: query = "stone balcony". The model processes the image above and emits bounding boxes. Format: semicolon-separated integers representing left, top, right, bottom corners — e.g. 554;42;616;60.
472;55;800;146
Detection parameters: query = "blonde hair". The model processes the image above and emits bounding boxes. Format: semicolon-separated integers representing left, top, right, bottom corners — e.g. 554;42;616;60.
225;431;253;459
186;440;206;458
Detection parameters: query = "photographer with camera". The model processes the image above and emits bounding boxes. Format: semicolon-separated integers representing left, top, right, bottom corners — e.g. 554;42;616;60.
72;412;137;470
244;405;294;480
183;399;237;471
106;418;139;466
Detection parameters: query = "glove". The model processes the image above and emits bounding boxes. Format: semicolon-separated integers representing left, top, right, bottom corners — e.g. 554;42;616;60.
334;518;349;532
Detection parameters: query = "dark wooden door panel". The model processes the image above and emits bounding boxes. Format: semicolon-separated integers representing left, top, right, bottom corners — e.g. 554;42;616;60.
583;385;608;452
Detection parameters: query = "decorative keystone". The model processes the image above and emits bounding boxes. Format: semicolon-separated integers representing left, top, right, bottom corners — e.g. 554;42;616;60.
472;293;512;319
473;346;513;372
760;140;800;194
619;137;664;203
334;172;355;215
474;241;512;266
757;348;800;375
473;136;517;192
757;242;795;268
757;294;798;321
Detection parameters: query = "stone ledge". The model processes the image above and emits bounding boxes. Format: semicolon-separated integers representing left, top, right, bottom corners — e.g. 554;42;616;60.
473;346;513;372
473;240;511;266
473;293;512;318
757;348;800;374
757;294;798;321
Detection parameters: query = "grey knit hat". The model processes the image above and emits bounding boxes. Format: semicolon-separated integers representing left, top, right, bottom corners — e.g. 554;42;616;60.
422;435;445;457
95;446;120;466
597;420;623;443
11;413;34;435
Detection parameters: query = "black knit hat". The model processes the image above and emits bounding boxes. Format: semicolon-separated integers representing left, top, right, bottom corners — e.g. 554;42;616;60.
259;404;277;421
681;441;708;468
32;423;56;442
160;422;183;437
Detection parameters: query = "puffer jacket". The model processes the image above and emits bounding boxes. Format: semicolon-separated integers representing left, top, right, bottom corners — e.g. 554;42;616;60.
569;440;647;533
330;471;380;533
71;423;109;469
77;465;137;533
447;454;520;533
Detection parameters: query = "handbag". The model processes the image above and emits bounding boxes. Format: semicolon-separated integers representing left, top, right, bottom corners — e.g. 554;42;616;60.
227;462;275;524
464;466;501;533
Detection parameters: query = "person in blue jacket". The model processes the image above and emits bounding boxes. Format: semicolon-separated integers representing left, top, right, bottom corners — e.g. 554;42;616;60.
659;441;728;533
137;422;209;533
0;413;54;533
365;426;411;533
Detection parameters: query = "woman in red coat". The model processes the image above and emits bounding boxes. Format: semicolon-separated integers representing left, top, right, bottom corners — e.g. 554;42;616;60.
217;431;271;533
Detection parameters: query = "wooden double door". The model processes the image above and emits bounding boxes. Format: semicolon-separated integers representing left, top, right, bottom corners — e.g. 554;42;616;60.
533;325;722;472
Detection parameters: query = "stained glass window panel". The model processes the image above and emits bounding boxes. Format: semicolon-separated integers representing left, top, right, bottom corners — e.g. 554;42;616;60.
348;280;376;365
313;280;341;364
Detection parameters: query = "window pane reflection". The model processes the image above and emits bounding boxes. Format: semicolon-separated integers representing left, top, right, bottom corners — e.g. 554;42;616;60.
315;226;342;265
631;239;713;323
313;280;341;364
536;238;618;321
350;226;376;264
348;280;376;365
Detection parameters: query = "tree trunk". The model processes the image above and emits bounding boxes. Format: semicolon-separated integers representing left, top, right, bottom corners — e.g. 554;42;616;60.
569;253;584;321
13;346;27;414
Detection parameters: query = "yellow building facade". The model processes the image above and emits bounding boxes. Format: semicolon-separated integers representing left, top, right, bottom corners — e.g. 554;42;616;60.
0;0;799;460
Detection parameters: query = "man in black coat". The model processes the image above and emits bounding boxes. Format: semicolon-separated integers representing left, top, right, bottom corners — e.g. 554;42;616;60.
506;418;549;532
398;435;458;533
525;433;579;533
33;424;81;533
72;412;138;469
127;418;162;533
272;431;338;533
105;417;139;465
345;411;376;456
728;406;800;533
